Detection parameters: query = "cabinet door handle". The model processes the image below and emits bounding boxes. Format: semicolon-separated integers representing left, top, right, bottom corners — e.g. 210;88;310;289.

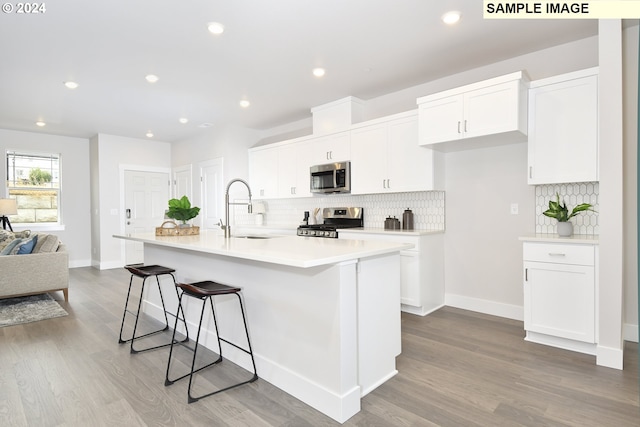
464;120;467;132
382;179;386;189
548;253;566;257
529;166;533;179
525;268;528;282
387;179;391;188
457;121;461;134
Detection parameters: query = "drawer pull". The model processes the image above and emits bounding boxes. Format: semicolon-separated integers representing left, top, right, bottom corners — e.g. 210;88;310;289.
548;253;566;257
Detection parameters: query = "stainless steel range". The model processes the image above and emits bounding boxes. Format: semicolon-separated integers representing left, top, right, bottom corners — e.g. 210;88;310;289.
296;207;363;238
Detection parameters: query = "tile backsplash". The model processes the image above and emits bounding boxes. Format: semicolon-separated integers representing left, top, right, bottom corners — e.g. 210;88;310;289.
232;183;598;235
233;191;446;230
535;182;599;235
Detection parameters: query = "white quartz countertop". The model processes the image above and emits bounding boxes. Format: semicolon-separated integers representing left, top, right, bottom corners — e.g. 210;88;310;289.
519;233;599;244
114;230;413;268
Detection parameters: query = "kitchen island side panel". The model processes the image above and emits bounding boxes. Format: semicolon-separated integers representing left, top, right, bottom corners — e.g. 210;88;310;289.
141;243;400;423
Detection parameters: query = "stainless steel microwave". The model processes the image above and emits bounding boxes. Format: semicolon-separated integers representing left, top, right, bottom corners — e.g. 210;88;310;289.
310;161;351;194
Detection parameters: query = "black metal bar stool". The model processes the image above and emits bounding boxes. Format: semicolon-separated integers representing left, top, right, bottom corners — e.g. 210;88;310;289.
118;264;189;353
164;280;258;403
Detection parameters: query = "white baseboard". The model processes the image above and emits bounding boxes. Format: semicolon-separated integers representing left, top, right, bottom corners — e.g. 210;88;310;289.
445;293;524;321
623;323;638;343
69;259;92;268
401;303;445;316
525;331;596;355
597;344;624;370
93;260;124;270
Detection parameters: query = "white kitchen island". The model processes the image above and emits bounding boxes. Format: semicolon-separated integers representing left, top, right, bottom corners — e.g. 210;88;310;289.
114;230;412;423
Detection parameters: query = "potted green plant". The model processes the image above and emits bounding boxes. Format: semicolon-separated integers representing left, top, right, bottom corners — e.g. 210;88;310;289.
166;195;200;227
542;193;594;237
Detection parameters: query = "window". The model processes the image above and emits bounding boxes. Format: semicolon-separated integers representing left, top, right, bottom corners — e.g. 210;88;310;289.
6;150;61;225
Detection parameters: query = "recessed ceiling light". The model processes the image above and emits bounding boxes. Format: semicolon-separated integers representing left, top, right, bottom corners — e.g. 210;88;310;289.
179;117;189;124
145;74;159;83
207;22;225;35
35;121;46;127
442;11;461;25
64;81;79;89
239;100;251;108
146;131;154;138
313;68;326;78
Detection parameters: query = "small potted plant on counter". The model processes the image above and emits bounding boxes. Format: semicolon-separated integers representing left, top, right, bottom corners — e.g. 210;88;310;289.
542;193;595;237
156;196;201;236
166;195;200;227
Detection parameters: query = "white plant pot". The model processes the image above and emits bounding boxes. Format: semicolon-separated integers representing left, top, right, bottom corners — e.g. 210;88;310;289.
557;221;573;237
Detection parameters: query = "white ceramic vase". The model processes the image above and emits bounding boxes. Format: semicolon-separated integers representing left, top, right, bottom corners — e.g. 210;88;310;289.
557;221;573;237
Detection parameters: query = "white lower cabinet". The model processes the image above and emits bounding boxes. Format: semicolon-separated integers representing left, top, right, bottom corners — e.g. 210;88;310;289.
340;231;444;316
522;241;598;355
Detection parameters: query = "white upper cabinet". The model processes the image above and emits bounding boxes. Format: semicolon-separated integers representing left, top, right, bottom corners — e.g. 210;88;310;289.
249;137;313;200
350;111;441;194
527;68;598;185
277;139;312;198
310;131;351;164
249;146;279;199
417;71;528;151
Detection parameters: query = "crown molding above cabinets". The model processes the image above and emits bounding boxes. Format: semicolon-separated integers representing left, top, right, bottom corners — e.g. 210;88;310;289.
417;71;529;152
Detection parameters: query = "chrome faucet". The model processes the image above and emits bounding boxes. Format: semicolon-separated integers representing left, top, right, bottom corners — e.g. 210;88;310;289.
222;178;252;238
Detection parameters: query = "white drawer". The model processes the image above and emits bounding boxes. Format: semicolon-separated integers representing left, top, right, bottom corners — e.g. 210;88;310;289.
523;242;595;266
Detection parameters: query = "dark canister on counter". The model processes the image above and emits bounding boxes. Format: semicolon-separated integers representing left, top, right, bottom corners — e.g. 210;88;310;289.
385;216;401;230
402;208;414;230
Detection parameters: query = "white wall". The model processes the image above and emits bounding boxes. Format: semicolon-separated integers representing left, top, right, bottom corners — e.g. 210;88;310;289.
597;21;625;368
171;124;261;215
443;143;534;318
0;129;91;267
361;36;599;123
622;25;638;343
90;133;171;269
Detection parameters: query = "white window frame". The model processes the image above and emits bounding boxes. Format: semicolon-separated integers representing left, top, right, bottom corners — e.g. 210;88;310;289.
6;150;63;230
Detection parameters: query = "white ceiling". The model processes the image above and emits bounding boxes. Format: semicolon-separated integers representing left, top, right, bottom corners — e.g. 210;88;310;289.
0;0;598;142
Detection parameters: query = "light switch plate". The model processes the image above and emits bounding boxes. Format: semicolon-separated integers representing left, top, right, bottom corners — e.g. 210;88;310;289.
510;203;519;215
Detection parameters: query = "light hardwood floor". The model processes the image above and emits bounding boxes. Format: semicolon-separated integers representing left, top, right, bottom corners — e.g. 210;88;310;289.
0;266;638;426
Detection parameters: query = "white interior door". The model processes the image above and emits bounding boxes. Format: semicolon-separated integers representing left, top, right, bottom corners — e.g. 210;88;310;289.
173;165;192;200
199;158;224;229
124;170;170;264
